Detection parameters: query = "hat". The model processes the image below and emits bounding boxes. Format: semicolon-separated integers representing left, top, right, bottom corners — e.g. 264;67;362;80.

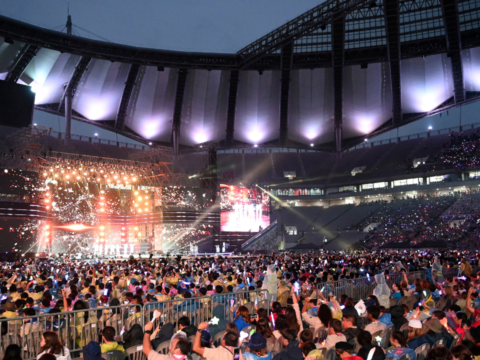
83;341;102;360
1;302;15;312
335;342;354;351
248;333;267;351
425;318;442;334
470;326;480;343
200;330;212;345
172;331;187;341
408;320;422;329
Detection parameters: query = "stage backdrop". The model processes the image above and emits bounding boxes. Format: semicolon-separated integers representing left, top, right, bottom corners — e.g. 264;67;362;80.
220;184;270;232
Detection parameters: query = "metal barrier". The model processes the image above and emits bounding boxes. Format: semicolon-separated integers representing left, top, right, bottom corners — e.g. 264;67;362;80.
0;289;268;360
0;303;142;360
314;271;426;301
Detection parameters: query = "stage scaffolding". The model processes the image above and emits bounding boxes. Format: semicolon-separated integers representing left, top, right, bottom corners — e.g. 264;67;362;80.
0;125;188;188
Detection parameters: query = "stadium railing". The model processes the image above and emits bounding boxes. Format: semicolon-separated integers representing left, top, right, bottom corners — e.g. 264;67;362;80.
0;289;269;360
315;271;426;301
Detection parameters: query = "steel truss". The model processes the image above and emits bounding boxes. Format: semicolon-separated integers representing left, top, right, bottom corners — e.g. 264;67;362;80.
28;151;184;188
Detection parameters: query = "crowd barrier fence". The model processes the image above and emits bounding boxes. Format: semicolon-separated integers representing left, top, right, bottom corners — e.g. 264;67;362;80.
0;290;269;360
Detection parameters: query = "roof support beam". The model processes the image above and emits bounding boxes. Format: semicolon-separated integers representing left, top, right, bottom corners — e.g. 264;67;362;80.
441;0;465;103
332;16;345;154
225;70;239;147
116;64;141;131
5;44;40;83
279;43;293;147
237;0;372;68
58;56;91;112
172;68;188;155
384;0;402;125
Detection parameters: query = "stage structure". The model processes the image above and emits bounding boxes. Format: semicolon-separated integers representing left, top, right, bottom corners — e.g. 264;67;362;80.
0;126;226;257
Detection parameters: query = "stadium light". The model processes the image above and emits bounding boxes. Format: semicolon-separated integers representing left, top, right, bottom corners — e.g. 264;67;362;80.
254;144;258;148
94;133;98;137
310;143;314;147
428;126;432;130
364;138;368;142
149;142;152;145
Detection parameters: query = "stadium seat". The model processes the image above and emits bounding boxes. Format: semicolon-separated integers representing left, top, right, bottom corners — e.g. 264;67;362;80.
102;350;127;360
414;343;430;360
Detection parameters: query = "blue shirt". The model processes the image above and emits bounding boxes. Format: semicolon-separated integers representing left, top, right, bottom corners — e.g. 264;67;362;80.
233;316;250;332
408;335;428;350
392;292;402;301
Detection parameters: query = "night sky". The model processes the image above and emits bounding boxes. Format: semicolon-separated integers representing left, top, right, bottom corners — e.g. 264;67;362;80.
0;0;320;53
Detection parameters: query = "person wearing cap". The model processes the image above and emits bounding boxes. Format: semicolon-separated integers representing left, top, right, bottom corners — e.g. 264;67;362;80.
424;318;446;346
193;322;239;360
241;333;272;360
335;341;363;360
406;320;428;349
192;330;213;360
83;341;102;360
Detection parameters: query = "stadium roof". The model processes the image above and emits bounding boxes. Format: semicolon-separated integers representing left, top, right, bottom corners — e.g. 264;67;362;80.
1;0;480;152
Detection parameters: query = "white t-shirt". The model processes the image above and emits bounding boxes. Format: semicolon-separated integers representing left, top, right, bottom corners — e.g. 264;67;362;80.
37;347;71;360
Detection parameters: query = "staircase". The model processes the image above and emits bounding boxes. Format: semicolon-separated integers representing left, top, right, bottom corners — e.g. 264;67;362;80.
241;220;278;251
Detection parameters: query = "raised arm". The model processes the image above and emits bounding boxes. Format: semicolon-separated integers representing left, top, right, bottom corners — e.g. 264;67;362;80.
466;287;476;315
192;322;209;356
291;286;304;331
142;321;154;356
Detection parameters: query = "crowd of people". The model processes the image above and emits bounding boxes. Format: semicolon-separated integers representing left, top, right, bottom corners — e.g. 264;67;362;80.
0;250;476;360
353;193;480;250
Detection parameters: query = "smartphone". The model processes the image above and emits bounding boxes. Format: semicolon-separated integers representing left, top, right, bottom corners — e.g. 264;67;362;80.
120;326;125;336
56;269;59;273
65;275;69;280
103;289;108;296
249;314;257;319
233;348;240;360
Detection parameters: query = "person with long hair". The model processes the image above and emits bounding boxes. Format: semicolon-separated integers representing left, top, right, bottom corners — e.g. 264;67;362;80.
406;320;428;349
302;298;332;331
233;305;250;332
385;331;416;360
36;331;71;360
391;283;404;302
283;307;300;333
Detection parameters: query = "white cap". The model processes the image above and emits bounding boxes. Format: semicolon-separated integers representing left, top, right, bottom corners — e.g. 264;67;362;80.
409;319;422;329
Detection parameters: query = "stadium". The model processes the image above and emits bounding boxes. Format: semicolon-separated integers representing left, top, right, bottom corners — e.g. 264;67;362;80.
0;2;478;360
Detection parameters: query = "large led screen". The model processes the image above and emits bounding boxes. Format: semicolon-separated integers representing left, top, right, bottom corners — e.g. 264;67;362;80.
220;184;270;232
